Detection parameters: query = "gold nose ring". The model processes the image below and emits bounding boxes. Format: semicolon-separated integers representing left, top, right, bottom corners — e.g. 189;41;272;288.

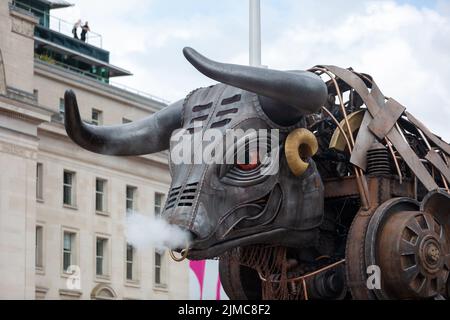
170;245;189;262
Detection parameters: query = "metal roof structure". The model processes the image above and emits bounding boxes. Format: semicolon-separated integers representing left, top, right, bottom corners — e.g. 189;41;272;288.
35;37;132;77
34;0;73;10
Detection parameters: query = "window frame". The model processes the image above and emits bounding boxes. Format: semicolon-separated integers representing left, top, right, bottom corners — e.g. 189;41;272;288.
61;228;78;276
35;224;45;273
154;250;167;288
91;108;103;126
95;235;111;280
125;243;140;286
63;170;77;208
126;186;137;214
59;98;65;116
153;192;168;289
154;192;165;218
36;163;44;202
95;178;108;214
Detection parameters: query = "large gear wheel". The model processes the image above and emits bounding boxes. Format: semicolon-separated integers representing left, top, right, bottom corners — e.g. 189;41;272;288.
345;198;420;300
375;210;449;299
347;195;450;300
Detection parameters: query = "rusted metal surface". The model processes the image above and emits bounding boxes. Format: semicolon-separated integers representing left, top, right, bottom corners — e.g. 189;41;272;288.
324;176;414;200
378;210;448;299
219;255;259;300
368;98;406;140
312;66;371;209
426;151;450;184
386;139;403;184
324;176;360;199
321;65;438;192
329;110;365;152
345;208;376;300
421;190;450;228
406;111;450;156
216;66;450;300
358;198;421;300
349;80;385;171
350;110;376;171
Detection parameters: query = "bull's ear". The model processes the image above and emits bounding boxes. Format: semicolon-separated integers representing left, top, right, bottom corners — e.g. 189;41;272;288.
64;90;183;156
285;128;318;176
183;47;328;125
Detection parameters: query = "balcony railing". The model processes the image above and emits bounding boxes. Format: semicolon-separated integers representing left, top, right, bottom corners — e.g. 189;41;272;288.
34;25;109;63
35;53;108;82
11;0;103;48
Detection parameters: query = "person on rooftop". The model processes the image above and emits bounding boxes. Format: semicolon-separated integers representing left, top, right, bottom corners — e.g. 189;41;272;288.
72;19;81;39
80;22;91;43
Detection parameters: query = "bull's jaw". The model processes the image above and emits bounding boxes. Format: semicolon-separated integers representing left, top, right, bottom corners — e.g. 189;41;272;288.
182;185;283;260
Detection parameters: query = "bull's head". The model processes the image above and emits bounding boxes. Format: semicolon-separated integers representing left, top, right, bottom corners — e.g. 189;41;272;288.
64;48;328;260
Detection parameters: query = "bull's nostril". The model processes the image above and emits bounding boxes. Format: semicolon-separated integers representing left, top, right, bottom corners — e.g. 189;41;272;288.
172;229;198;252
188;231;198;242
178;228;197;242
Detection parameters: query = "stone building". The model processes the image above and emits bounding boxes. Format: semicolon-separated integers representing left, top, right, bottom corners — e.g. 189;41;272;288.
0;0;189;300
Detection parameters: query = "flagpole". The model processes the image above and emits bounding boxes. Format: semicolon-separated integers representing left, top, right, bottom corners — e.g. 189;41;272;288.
249;0;262;67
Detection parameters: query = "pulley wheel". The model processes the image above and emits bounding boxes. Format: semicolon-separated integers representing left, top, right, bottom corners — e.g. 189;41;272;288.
219;255;262;300
376;211;449;299
346;198;420;300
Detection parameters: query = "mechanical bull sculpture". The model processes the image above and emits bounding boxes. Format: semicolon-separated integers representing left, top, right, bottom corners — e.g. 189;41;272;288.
64;48;450;300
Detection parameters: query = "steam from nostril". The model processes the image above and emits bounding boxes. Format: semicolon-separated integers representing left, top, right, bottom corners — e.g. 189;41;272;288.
125;212;192;253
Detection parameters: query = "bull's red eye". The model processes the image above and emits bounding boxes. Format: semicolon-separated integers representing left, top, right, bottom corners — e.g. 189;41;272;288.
236;150;259;171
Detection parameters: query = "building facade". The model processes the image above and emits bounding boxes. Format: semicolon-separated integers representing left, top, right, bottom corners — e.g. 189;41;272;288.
0;0;189;300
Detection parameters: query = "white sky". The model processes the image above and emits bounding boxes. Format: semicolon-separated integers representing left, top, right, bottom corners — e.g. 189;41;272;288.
54;0;450;141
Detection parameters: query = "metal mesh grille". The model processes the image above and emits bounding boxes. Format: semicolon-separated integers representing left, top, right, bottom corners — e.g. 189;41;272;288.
165;183;199;209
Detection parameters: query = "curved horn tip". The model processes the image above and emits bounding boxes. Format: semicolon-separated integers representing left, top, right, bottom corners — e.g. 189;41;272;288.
182;46;196;57
64;89;76;102
183;47;203;65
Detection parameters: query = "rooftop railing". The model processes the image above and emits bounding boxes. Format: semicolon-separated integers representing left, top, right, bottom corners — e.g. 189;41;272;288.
35;56;171;105
11;0;103;48
108;82;171;105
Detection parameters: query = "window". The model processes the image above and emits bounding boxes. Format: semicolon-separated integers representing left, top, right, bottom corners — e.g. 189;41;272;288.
96;178;107;212
63;232;76;273
36;163;43;201
154;251;164;286
126;186;137;213
155;193;164;217
96;237;108;276
122;118;132;124
59;98;65;116
91;109;103;126
35;226;44;269
63;171;76;206
126;244;136;281
154;193;166;286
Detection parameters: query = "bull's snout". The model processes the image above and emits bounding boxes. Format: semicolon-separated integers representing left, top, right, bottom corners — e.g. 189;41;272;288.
163;203;213;244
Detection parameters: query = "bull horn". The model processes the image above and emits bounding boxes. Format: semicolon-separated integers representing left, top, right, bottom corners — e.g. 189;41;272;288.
183;47;328;117
285;129;318;177
64;90;183;156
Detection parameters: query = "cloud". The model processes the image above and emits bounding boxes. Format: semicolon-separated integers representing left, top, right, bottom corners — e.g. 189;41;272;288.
56;0;450;141
263;1;450;141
